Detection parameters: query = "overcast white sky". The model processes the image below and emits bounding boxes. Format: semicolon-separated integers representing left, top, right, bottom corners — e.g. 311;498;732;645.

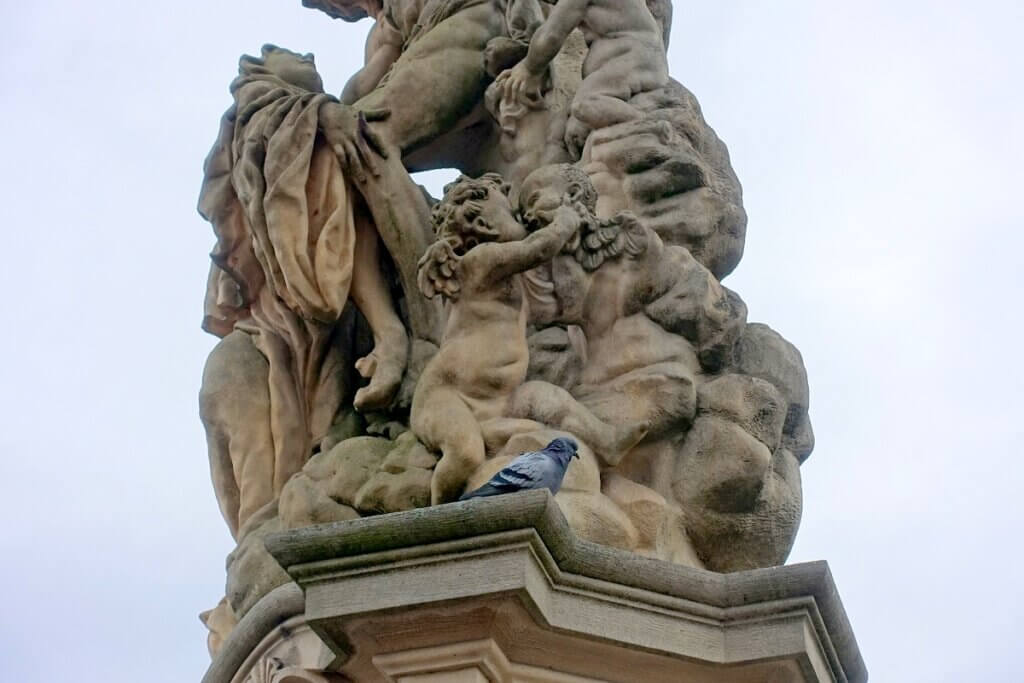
1;1;1021;681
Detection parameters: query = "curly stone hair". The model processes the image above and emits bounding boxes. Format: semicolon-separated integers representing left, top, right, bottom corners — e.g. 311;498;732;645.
547;163;599;215
417;173;514;300
430;173;512;251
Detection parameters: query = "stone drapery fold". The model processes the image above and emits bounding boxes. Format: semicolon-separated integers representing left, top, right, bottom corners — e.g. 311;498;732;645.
199;60;357;519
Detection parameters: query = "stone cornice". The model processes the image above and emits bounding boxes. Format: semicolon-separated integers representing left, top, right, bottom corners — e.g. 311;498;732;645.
265;490;866;682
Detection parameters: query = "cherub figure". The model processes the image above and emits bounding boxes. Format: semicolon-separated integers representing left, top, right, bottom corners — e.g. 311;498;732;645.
497;0;669;156
518;164;746;445
411;173;580;503
411;171;648;504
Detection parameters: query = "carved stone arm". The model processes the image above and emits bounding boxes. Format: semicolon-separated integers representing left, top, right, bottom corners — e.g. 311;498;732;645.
474;207;581;286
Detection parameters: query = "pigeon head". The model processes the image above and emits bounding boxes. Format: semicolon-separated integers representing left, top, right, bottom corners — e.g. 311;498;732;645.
545;437;579;462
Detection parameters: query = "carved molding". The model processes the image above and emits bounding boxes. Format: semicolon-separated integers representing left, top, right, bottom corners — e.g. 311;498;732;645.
271;668;348;683
265;490;865;683
373;638;601;682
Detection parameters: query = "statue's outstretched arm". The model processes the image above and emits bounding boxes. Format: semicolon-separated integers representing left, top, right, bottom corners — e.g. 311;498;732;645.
471;208;580;286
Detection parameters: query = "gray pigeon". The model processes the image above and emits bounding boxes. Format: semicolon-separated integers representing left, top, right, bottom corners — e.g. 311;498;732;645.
459;437;579;500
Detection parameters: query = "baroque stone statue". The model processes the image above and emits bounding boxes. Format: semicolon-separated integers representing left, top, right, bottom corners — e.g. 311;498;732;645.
196;0;813;658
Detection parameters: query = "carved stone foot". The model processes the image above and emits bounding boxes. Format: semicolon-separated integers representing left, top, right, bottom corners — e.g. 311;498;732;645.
353;326;409;412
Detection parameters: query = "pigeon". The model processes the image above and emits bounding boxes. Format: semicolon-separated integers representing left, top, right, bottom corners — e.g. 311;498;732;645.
459;437;580;500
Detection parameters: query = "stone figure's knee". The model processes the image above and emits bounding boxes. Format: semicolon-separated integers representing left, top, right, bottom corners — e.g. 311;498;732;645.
200;331;270;421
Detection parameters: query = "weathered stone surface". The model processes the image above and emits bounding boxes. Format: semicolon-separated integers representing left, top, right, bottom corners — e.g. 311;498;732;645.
786;409;816;462
199;329;275;540
199;597;236;658
525;325;584;388
354;468;433;513
575;337;700;441
679;448;803;572
282;433;439;519
305;437;392;508
602;472;667;550
585;78;747;280
379;430;438;473
735;322;815;461
224;507;290;621
642;250;748;372
317;410;365;456
673;416;773;516
557;490;639;551
279;474;360;531
696;374;787;451
232;492;866;683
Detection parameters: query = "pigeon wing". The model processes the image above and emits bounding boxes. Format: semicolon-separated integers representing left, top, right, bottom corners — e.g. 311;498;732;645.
459;449;566;500
487;450;551;492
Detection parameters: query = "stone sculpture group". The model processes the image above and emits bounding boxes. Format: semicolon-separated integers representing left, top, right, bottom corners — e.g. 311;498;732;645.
197;0;814;654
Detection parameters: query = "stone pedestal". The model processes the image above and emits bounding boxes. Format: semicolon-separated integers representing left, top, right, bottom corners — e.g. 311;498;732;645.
204;490;865;683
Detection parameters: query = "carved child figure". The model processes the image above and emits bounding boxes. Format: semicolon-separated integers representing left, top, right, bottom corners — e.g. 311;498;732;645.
498;0;669;156
411;174;581;503
519;164;746;446
412;171;650;503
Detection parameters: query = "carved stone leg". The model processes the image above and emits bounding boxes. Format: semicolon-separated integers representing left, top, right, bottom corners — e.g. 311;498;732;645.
352;152;443;346
349;208;410;412
508;380;647;466
200;329;275;538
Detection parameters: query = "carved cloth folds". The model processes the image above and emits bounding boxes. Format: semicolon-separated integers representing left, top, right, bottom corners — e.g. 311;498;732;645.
199;60;356;533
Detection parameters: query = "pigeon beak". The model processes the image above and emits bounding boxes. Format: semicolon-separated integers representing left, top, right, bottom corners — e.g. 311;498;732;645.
572;451;579;459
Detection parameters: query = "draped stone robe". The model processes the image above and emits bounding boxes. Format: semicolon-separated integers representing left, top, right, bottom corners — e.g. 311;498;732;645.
199;62;360;538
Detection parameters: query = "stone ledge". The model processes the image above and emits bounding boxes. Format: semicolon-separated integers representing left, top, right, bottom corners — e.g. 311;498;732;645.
255;490;864;682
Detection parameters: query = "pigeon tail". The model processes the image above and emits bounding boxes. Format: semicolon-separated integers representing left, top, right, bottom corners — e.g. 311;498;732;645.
455;438;579;501
458;482;506;501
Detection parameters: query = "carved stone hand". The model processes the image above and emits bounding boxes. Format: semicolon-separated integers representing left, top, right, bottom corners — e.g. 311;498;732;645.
498;61;545;107
317;101;390;183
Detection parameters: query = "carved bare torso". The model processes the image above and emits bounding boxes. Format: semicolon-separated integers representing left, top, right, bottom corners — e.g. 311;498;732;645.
439;280;531;413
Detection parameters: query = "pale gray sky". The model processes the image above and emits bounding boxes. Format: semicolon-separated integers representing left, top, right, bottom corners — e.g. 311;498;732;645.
1;1;1021;681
